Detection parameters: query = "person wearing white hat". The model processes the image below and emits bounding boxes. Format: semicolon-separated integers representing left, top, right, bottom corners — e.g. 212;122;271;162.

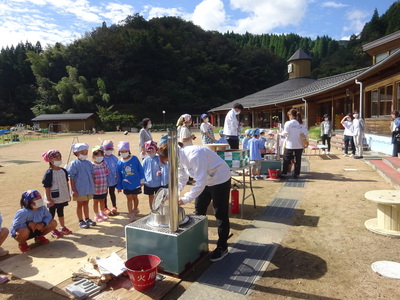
265;130;277;154
66;143;96;229
179;114;196;147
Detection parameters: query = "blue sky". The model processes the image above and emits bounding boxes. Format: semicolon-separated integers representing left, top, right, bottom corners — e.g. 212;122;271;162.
0;0;395;49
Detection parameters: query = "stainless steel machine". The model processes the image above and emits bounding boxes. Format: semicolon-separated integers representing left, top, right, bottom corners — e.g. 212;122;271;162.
125;129;208;275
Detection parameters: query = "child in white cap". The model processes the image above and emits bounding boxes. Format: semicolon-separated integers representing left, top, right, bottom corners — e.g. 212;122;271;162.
66;143;96;229
116;141;145;222
265;130;277;154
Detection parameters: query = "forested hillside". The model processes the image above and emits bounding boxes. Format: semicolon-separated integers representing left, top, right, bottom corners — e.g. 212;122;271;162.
0;1;399;128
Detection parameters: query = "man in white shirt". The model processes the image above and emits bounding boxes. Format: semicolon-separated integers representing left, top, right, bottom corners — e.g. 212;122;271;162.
158;144;231;262
223;103;243;150
352;113;364;159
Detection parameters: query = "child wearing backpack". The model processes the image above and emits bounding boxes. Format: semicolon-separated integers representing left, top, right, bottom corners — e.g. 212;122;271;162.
42;149;72;238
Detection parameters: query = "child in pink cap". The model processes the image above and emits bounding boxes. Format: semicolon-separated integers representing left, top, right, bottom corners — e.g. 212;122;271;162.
141;141;162;209
42;149;72;238
116;141;145;222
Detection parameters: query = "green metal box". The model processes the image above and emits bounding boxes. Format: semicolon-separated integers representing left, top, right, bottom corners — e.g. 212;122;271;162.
125;215;208;275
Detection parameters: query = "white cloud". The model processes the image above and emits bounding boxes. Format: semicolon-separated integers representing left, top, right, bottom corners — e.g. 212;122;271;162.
343;9;369;35
322;1;348;8
101;3;135;24
192;0;226;30
227;0;308;34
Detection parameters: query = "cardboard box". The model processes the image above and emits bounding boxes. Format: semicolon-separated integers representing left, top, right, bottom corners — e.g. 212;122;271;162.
217;149;249;168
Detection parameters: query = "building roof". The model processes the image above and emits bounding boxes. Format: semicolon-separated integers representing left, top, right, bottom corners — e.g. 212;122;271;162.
363;30;400;56
32;113;95;121
287;49;312;62
210;48;400;113
210;77;316;112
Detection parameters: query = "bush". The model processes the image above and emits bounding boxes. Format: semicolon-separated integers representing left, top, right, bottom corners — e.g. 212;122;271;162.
308;125;320;140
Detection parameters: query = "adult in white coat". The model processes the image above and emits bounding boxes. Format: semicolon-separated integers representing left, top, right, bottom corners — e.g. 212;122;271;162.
158;144;231;262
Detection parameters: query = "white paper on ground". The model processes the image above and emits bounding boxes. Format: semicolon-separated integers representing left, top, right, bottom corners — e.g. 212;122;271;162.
96;252;127;277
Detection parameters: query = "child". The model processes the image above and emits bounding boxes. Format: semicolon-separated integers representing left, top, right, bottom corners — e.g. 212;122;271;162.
265;130;277;154
10;190;57;252
142;141;162;209
116;141;145;222
92;146;110;222
159;135;169;188
66;143;96;229
101;140;119;216
248;128;265;180
241;129;251;150
0;211;9;256
42;149;72;238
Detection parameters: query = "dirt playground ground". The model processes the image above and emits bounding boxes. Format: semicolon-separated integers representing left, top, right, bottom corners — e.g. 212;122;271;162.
0;131;399;299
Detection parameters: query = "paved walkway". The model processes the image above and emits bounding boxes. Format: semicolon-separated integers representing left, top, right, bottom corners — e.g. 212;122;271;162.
179;160;311;299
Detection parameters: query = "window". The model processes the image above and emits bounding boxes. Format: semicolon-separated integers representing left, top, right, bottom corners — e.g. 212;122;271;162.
385;85;393;115
376;52;389;64
371;90;378;116
397;82;400;111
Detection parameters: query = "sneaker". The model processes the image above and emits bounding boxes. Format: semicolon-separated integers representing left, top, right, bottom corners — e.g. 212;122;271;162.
111;207;118;215
50;229;63;239
18;242;30;253
349;154;354;157
354;156;364;159
94;214;103;223
230;170;239;176
343;153;348;157
100;213;109;221
209;247;228;262
60;227;73;235
133;208;140;215
103;208;111;216
86;218;96;226
128;213;136;222
35;236;50;244
78;220;89;229
0;275;9;284
0;247;9;256
279;174;287;179
256;176;263;180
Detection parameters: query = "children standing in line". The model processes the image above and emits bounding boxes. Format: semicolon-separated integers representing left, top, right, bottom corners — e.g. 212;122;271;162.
92;146;110;223
101;140;119;216
248;128;265;180
42;149;72;238
116;141;145;222
10;190;57;252
142;141;162;209
0;211;9;256
66;143;96;229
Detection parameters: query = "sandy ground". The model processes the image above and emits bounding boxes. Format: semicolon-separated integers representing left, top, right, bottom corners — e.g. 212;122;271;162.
0;131;399;299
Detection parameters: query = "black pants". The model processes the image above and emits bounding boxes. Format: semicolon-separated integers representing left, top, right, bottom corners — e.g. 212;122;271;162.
282;148;303;176
393;143;400;157
226;135;239;150
105;185;117;208
321;134;331;152
195;178;231;249
344;135;355;155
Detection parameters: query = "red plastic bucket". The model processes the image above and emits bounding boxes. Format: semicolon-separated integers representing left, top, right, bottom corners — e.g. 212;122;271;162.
125;254;161;291
268;169;279;179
